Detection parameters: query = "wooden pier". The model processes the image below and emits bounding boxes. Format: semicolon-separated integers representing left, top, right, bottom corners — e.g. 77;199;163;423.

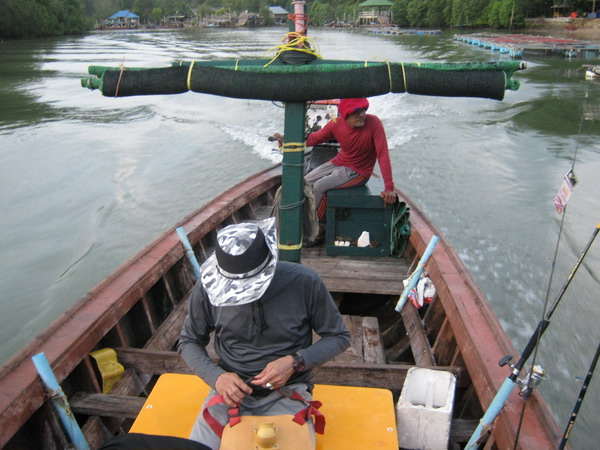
454;33;600;59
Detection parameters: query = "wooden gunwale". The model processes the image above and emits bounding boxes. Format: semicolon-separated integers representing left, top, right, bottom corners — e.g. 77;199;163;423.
401;193;562;448
0;160;562;449
0;165;281;448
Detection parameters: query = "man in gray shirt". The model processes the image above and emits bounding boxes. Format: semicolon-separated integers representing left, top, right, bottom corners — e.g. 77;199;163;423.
178;218;350;449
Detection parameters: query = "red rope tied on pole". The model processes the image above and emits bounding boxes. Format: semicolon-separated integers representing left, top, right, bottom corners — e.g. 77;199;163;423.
287;13;309;36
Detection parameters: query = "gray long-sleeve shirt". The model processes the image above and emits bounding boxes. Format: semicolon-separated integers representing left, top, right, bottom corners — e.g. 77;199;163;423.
178;261;351;388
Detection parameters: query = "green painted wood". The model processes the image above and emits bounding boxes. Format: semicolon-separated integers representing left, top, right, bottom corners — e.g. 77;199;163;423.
279;102;306;262
325;178;393;256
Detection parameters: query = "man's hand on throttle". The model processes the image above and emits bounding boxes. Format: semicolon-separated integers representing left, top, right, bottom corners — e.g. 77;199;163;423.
215;372;253;407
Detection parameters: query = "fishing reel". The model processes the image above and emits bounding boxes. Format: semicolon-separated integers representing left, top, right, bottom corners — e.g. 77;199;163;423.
516;365;547;398
499;355;547;398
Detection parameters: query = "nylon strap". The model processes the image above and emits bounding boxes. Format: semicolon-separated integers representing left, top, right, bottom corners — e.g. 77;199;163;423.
202;394;228;437
280;390;326;434
202;388;326;436
115;61;125;98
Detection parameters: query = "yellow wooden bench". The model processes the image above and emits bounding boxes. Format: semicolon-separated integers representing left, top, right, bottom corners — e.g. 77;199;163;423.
130;373;398;449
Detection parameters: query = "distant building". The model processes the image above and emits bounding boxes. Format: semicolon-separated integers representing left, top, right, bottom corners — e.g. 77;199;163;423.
269;6;289;25
237;11;260;27
356;0;393;26
163;15;186;28
103;10;140;29
551;2;572;18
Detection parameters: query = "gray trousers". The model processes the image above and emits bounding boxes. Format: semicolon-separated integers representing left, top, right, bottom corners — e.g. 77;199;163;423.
305;162;368;221
189;383;315;450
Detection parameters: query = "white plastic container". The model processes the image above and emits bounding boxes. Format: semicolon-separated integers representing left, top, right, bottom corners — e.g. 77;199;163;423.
396;367;456;449
357;231;370;247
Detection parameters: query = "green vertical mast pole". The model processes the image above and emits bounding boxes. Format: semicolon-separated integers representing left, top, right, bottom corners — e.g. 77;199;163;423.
278;1;307;263
278;102;306;263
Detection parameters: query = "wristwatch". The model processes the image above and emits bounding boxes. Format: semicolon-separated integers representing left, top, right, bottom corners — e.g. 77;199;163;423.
292;352;305;372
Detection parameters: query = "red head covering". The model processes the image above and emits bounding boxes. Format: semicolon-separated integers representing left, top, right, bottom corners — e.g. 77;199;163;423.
338;98;369;119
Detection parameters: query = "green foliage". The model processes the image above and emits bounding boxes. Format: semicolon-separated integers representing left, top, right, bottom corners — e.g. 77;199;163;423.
423;0;446;28
224;0;244;13
393;0;527;28
309;0;335;26
391;0;409;27
0;0;90;38
82;0;121;20
159;0;192;16
484;0;524;28
260;5;274;25
133;0;157;21
406;0;428;27
151;7;164;21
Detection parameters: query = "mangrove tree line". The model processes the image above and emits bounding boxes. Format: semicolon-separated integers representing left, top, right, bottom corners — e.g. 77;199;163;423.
0;0;592;39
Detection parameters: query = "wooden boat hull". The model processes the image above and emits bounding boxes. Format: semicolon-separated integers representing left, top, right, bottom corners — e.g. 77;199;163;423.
0;163;562;449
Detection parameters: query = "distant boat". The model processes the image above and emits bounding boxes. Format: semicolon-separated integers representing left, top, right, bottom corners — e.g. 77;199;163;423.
584;64;600;79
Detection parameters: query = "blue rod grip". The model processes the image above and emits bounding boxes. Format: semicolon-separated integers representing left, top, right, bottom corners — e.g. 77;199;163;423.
176;226;201;278
32;353;90;450
395;235;439;311
466;377;516;448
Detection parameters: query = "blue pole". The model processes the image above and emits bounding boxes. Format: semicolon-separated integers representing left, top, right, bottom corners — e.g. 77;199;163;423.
395;235;439;311
32;353;90;450
466;377;516;448
176;226;201;278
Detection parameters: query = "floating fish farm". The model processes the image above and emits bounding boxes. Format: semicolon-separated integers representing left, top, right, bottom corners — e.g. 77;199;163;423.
369;28;442;36
454;33;600;59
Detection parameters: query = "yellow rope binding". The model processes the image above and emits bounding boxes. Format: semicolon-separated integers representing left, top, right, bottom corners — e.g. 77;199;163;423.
115;57;126;98
263;32;323;68
187;61;195;90
278;241;304;250
401;62;407;92
385;61;393;92
282;142;306;153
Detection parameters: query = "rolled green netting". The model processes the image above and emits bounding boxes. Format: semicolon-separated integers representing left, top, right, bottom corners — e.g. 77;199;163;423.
81;59;524;101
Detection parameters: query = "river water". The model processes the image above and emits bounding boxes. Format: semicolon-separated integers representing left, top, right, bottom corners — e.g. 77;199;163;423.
1;27;599;446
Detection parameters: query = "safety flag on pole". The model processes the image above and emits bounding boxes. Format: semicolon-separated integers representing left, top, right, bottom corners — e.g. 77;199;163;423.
553;170;577;214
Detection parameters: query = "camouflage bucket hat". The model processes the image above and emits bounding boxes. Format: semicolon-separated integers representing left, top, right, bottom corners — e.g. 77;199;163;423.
200;217;278;306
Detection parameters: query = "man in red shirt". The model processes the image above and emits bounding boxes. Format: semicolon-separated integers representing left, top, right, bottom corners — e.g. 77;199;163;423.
275;98;396;245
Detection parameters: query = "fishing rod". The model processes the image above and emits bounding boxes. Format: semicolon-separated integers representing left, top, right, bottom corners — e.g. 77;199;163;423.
466;223;600;449
559;339;600;449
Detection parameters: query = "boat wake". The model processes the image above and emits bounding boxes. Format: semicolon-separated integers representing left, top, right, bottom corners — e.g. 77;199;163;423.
216;121;283;164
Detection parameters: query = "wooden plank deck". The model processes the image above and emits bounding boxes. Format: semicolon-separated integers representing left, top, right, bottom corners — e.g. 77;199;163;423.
301;247;410;295
316;315;386;364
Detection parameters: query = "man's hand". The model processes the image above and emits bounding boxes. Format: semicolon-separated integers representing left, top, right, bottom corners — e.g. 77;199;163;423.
380;190;397;206
215;372;253;407
272;132;284;149
251;355;295;390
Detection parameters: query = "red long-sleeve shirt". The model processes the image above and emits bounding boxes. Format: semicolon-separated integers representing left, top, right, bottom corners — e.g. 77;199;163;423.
306;115;395;191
